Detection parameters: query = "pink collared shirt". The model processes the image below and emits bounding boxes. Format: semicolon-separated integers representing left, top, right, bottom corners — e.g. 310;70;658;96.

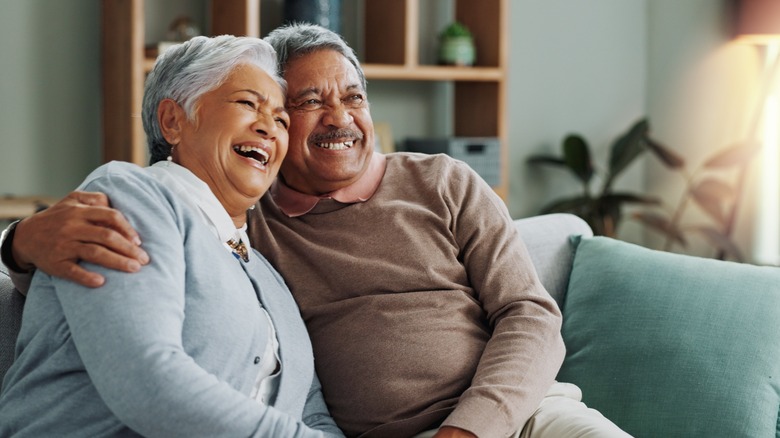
270;152;388;217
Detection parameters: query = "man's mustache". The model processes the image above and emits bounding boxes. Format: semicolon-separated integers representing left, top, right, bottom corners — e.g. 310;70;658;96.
310;128;364;143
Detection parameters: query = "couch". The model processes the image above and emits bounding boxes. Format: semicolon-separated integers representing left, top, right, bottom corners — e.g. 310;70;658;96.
1;213;779;437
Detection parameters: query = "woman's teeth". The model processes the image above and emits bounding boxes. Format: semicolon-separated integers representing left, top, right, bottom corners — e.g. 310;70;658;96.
233;145;269;165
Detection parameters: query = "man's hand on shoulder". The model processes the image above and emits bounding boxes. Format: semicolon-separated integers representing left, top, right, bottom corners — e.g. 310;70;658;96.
11;191;149;287
433;426;478;438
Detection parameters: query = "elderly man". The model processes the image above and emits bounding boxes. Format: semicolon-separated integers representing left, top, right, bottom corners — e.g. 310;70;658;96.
2;24;629;438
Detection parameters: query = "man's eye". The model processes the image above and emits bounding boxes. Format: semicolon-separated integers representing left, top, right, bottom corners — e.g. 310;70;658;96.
344;94;365;107
291;99;323;111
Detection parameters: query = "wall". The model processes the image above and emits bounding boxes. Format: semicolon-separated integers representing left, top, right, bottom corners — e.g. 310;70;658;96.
0;0;101;197
1;0;760;258
506;0;648;243
645;0;762;260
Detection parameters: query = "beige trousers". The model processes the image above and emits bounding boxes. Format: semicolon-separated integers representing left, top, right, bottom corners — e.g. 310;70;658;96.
414;382;632;438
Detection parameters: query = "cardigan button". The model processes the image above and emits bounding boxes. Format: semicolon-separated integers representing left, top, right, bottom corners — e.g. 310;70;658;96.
254;356;261;365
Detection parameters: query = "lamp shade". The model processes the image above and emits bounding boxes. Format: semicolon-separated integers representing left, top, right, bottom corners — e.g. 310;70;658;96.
737;0;780;43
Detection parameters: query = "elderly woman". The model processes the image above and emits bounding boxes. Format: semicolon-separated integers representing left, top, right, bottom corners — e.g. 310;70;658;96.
0;35;343;437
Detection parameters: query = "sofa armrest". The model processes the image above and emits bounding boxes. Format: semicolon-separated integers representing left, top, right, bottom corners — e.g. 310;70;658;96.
514;213;593;309
0;262;24;384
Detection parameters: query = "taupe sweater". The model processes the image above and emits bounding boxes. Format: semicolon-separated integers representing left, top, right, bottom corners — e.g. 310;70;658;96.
249;153;565;438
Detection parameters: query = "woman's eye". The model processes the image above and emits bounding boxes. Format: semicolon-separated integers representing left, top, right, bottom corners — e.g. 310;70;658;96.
237;100;256;109
275;117;289;129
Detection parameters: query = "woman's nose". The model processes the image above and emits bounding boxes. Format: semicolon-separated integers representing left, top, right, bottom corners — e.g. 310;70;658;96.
251;113;277;139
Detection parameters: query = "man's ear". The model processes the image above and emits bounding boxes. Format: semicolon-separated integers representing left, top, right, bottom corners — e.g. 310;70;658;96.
158;99;186;145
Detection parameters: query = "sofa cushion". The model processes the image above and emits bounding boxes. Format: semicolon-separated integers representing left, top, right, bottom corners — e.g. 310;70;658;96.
556;236;780;437
513;213;593;308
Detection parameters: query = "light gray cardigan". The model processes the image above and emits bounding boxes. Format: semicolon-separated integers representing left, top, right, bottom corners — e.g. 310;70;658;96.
0;162;343;437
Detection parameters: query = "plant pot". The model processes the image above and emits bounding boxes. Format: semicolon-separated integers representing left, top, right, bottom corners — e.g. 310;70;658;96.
438;36;476;66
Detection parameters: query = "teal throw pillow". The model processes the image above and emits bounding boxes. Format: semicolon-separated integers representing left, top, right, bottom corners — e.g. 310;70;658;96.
557;236;780;437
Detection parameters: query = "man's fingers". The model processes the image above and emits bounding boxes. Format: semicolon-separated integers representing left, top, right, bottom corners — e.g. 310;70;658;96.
11;191;148;280
56;263;106;288
76;244;144;273
47;241;145;288
80;206;143;247
60;224;149;266
62;190;142;246
68;191;111;208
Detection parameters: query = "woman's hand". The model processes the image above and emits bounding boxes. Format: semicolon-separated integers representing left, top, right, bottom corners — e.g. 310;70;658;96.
11;191;148;287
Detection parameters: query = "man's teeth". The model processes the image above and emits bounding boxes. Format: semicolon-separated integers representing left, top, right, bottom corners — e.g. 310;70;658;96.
234;145;269;165
317;141;354;150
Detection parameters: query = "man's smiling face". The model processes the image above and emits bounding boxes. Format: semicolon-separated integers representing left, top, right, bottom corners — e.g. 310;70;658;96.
280;49;375;195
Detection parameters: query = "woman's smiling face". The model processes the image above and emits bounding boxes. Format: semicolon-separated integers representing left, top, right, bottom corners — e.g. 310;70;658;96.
171;63;289;223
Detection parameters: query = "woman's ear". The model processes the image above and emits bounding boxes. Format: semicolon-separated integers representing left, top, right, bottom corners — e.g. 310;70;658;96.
158;99;186;145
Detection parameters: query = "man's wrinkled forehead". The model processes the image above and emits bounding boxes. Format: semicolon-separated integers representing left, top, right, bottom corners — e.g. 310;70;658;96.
287;83;363;102
283;50;364;94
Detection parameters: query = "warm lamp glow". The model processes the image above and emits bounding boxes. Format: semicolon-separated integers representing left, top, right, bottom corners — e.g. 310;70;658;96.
755;84;780;265
737;1;780;264
737;0;780;43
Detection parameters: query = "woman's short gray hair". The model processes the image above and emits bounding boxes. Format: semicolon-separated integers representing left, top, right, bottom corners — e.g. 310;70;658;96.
264;23;366;90
142;35;285;164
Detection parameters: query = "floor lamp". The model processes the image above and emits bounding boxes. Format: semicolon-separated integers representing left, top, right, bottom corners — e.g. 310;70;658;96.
737;0;780;265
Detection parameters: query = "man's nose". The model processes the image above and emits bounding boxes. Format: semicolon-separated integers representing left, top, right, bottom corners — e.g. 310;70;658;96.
322;104;354;128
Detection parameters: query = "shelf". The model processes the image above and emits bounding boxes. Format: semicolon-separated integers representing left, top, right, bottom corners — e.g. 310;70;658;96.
362;64;504;82
0;196;59;221
102;0;508;199
144;61;504;82
143;58;155;73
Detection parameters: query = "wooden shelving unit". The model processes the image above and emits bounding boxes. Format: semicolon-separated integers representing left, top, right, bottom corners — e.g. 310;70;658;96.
101;0;508;198
101;0;260;166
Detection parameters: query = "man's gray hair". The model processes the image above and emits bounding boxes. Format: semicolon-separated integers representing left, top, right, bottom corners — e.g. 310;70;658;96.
142;35;285;164
264;23;366;91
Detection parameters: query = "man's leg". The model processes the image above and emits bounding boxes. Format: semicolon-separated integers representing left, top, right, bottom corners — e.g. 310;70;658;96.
519;382;632;438
414;382;630;438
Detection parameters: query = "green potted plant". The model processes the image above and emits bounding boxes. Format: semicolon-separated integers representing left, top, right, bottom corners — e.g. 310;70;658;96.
527;119;660;237
438;22;475;66
527;118;758;260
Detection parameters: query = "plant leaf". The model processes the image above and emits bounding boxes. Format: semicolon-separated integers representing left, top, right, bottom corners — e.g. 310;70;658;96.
689;225;745;262
539;196;606;235
594;198;623;237
690;178;734;226
645;138;686;169
703;141;761;169
539;195;593;215
562;134;594;184
632;211;687;247
527;155;567;167
601;192;661;206
606;119;649;187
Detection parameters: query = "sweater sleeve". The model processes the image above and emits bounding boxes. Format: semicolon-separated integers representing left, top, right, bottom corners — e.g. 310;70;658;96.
7;270;31;297
438;160;566;437
301;374;346;437
53;165;331;438
0;223;33;296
